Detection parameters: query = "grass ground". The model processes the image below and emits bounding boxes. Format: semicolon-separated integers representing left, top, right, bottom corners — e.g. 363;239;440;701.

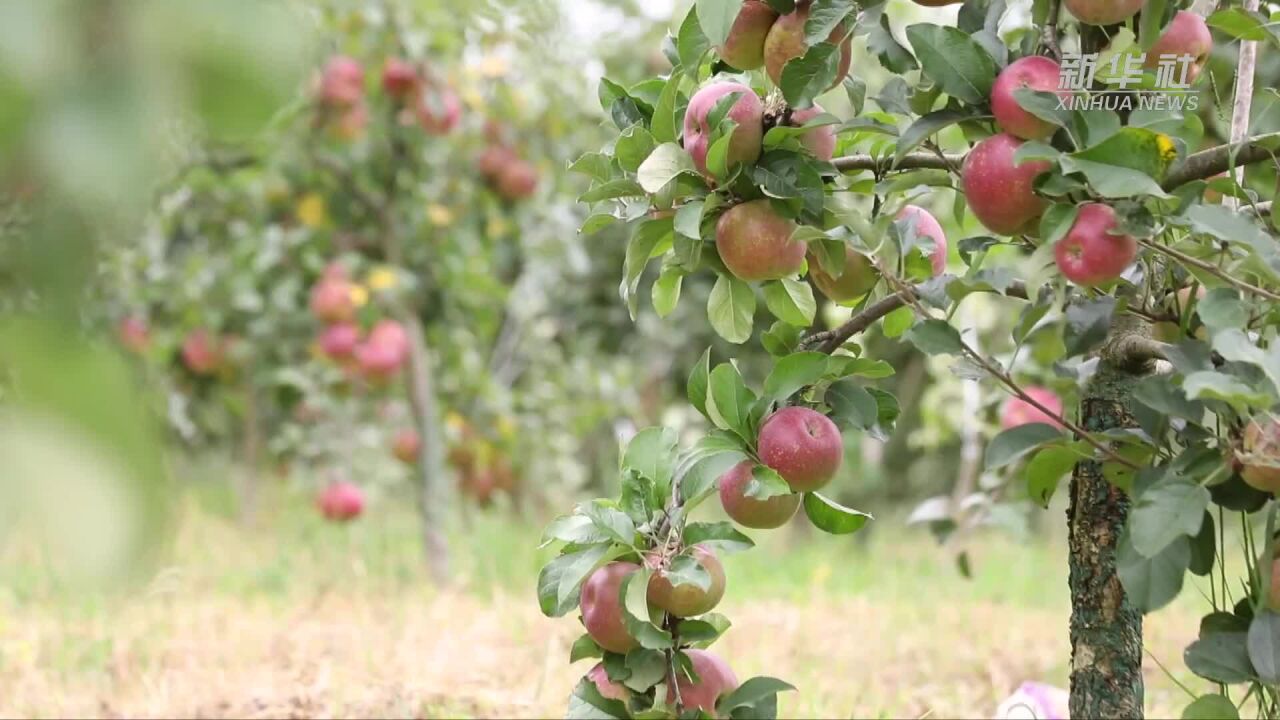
0;484;1226;718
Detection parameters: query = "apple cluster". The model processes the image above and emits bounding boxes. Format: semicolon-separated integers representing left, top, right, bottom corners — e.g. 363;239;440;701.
315;55;461;140
310;261;411;384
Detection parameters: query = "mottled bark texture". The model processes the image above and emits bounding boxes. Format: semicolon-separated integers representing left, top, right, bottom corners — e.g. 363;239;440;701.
1069;314;1154;719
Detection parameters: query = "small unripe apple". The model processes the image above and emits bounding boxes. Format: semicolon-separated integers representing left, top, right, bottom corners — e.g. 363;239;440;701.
1054;203;1138;286
1239;417;1280;494
683;82;765;179
117;316;150;354
381;58;419;98
310;275;357;324
1000;387;1065;430
417;88;462;135
758;406;843;492
580;562;641;654
715;200;806;282
668;650;739;715
961;133;1051;236
1064;0;1145;26
587;663;630;702
1144;11;1213;84
718;461;802;529
790;105;836;161
317;481;365;522
809;247;879;303
764;4;853;91
392;428;421;465
716;1;779;71
991;56;1068;141
897;205;948;276
647;545;727;618
495;160;539;201
319;56;365;107
319;322;362;360
181;329;224;376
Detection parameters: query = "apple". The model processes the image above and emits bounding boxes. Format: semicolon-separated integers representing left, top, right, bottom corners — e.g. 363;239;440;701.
317;481;365;522
580;561;641;653
1000;387;1065;430
790;105;836;161
669;650;740;715
181;329;224;376
961;133;1052;236
719;461;802;529
393;428;421;465
117;316;149;354
477;144;517;180
647;544;726;617
417;88;462;135
715;200;806;282
495;160;539;201
319;322;361;360
897;205;948;276
310;275;357;324
1064;0;1145;26
319;56;364;106
764;3;853;91
1239;417;1280;494
587;663;630;702
758;406;843;492
1054;203;1138;286
809;247;879;303
683;81;764;179
991;56;1068;141
717;1;779;71
381;58;418;98
355;320;410;380
1145;11;1213;84
332;102;369;141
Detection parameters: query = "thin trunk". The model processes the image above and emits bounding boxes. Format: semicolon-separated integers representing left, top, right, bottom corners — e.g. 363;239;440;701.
1068;314;1152;719
1227;0;1260;211
401;315;451;585
238;378;261;526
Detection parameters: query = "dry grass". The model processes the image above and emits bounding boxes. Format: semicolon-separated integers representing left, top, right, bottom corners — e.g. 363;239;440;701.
0;491;1219;719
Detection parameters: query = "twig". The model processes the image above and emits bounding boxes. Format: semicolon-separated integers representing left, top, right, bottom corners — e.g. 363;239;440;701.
1138;238;1280;303
1162;132;1280;190
833;152;964;174
1041;0;1062;60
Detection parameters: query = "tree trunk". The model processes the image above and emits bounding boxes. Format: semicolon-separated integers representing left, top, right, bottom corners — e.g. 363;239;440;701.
1068;314;1152;719
238;378;261;526
402;315;451;585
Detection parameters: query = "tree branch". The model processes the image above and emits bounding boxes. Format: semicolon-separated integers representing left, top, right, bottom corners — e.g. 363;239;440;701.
833;152;964;174
1162;131;1280;190
1138;238;1280;303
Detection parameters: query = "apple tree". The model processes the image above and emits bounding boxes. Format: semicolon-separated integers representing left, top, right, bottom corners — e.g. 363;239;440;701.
541;0;1280;717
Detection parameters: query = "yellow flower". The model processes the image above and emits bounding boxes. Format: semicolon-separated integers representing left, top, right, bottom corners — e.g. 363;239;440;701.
296;193;327;228
427;204;455;227
1155;132;1178;167
367;268;398;292
348;284;369;308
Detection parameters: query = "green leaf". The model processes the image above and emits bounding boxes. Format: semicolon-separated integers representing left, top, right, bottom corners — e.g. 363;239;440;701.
623;217;675;319
677;6;712;70
651;72;682;145
569;152;616;182
677;614;732;646
707;274;756;344
746;465;793;500
803;492;872;534
677;432;748;505
1181;695;1239;720
1064;297;1116;357
580;501;638;546
1248;611;1280;683
580;213;618;236
763;351;829;402
826;379;878;431
904;23;997;105
1207;8;1280;47
707;363;758;438
623;426;678;489
716;676;797;716
779;42;844;109
904;319;965;355
1117;532;1189;613
1184;632;1255;684
882;306;913;338
682;521;755;554
863;10;917;74
986;423;1065;470
1073;128;1178;182
1182;204;1280;282
696;0;740;47
1129;480;1209;558
689;348;712;418
637;142;697;194
895;108;984;164
537;544;613;617
803;0;855;45
664;553;712;591
570;635;604;663
1183;371;1273;412
1025;446;1077;508
652;267;683;318
1039;203;1080;246
616;125;658;173
622;648;669;692
762;278;816;327
1058;155;1172;199
567;677;629;719
1198;289;1247;331
579;179;647;204
620;569;673;649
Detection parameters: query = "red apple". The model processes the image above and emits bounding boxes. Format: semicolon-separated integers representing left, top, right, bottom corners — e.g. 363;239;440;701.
393;428;421;465
495;160;539;201
319;322;361;360
1145;11;1213;84
1064;0;1145;26
758;406;843;492
587;663;630;702
310;276;357;324
117;316;150;354
715;200;805;282
181;329;223;376
477;145;517;179
991;56;1069;141
319;56;364;106
718;461;802;529
1000;387;1065;430
790;105;836;161
317;481;365;522
355;320;410;380
1239;417;1280;494
647;545;726;618
683;81;765;179
961;133;1051;236
764;3;853;90
417;88;462;135
717;1;779;71
381;58;419;98
809;247;880;304
580;562;640;654
1054;203;1138;286
669;650;739;715
897;205;948;276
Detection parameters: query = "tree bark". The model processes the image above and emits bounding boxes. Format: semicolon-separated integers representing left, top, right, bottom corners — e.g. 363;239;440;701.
402;315;451;585
1068;314;1153;719
238;377;261;526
